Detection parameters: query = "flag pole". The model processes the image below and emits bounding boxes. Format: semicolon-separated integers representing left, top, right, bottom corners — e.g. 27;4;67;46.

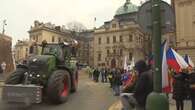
146;0;169;109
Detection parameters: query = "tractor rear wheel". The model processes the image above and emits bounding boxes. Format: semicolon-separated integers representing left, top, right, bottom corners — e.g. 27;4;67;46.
5;68;26;84
47;70;71;104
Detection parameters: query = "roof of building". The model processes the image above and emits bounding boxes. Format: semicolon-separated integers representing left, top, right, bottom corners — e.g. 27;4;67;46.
115;0;138;16
0;33;12;41
28;20;71;35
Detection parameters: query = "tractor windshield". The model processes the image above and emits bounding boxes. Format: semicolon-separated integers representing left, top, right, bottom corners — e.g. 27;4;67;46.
42;44;63;58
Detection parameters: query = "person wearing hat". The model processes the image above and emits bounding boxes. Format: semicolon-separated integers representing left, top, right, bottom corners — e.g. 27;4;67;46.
121;60;153;110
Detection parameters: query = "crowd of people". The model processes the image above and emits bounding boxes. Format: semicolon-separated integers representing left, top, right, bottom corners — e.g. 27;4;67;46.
172;69;195;110
86;67;124;96
86;59;195;110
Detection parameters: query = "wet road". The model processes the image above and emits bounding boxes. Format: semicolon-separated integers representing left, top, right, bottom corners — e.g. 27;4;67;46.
0;71;118;110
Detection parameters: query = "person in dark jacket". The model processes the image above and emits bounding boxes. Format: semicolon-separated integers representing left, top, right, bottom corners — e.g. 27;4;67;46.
93;68;100;82
0;66;3;74
101;68;105;83
189;72;195;110
121;60;153;110
112;68;122;96
172;71;189;110
104;68;108;83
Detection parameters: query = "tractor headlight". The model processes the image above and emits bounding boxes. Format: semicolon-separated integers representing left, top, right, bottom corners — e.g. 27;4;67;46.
37;74;40;77
29;74;33;77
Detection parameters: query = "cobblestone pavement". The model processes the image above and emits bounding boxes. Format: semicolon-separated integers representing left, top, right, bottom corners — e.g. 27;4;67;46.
0;70;118;110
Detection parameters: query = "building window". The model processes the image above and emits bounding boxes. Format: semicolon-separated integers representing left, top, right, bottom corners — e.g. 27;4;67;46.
120;49;123;56
29;46;34;54
129;52;132;60
113;49;116;54
58;38;61;42
107;49;110;56
113;36;116;43
107;61;109;66
35;35;38;42
120;35;123;42
25;48;28;57
52;36;55;42
31;35;35;41
98;38;101;44
98;53;101;61
129;34;133;42
107;37;110;44
112;23;116;28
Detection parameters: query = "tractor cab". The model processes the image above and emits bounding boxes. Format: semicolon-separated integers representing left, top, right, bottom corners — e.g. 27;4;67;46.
42;44;65;64
41;41;78;70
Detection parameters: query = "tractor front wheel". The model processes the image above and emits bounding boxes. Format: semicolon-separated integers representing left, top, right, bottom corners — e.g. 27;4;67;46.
5;68;26;84
47;70;71;104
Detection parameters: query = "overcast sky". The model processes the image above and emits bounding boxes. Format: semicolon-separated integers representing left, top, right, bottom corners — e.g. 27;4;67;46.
0;0;170;45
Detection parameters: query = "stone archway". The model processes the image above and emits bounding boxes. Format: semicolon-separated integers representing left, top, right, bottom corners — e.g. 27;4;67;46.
111;59;116;68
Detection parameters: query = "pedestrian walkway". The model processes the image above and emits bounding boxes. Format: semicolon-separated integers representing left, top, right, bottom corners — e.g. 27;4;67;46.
108;99;192;110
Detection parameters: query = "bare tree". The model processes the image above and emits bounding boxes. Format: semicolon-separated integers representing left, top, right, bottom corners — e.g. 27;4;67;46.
66;21;87;32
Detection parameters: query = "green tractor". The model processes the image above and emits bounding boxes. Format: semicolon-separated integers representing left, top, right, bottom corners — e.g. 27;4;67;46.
2;41;79;104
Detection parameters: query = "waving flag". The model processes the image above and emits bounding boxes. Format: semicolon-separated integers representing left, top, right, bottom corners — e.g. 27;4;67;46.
184;54;194;68
166;48;189;73
124;56;128;70
162;41;171;93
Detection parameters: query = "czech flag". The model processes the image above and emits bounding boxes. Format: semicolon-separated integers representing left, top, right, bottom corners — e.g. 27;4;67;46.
166;48;189;73
184;54;194;68
162;41;171;93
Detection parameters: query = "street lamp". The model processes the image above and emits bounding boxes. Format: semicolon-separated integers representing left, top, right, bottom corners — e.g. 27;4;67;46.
2;20;7;35
146;0;169;110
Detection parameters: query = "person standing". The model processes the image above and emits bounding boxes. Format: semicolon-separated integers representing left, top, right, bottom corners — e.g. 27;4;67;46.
172;71;189;110
93;68;100;82
112;68;121;96
86;66;91;79
189;72;195;110
104;68;108;83
108;69;113;87
121;60;153;110
101;68;105;83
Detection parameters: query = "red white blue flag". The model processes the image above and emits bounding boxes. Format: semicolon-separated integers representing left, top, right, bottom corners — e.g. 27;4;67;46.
184;54;194;68
166;48;188;73
162;41;171;93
